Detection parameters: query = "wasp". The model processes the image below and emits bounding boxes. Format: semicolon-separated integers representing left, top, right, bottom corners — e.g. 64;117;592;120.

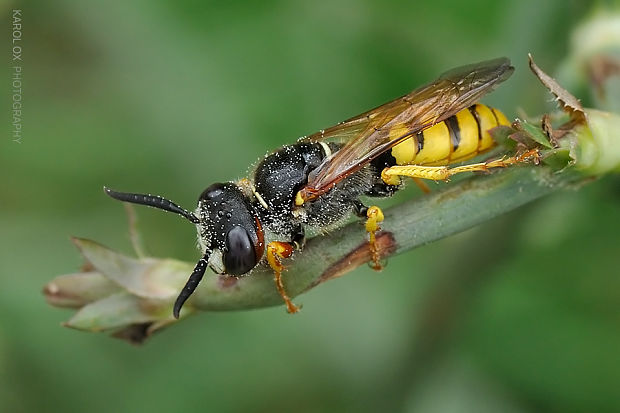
105;57;538;318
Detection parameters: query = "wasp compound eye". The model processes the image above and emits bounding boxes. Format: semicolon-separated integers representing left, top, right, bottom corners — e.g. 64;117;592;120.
223;225;257;275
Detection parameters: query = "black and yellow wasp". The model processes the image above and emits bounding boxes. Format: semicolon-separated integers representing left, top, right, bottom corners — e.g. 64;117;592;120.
105;57;536;317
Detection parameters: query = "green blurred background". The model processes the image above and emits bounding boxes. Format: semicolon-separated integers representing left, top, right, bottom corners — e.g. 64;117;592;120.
2;0;620;412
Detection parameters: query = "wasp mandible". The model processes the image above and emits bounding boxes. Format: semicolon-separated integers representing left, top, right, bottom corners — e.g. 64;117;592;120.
105;57;538;318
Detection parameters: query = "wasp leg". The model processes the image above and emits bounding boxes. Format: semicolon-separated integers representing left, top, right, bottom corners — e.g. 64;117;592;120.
353;200;368;217
354;200;385;271
381;149;540;183
266;241;300;314
291;224;306;250
412;177;431;194
365;182;399;198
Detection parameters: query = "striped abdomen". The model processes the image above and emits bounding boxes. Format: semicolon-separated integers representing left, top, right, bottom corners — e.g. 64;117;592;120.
390;103;510;166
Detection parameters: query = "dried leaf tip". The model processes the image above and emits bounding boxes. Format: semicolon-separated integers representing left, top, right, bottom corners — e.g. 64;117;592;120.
528;53;587;125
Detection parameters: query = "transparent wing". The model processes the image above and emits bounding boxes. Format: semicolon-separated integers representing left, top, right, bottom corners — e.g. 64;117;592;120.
297;57;514;202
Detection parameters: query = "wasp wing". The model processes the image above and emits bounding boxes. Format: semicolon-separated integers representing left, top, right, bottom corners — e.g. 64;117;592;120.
298;57;514;202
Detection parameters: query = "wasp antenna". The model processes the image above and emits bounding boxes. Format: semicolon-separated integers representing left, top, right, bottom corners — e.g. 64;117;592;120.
173;254;209;319
103;186;199;224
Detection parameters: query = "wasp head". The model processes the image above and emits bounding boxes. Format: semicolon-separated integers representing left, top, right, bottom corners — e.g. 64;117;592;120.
103;183;264;318
196;182;264;276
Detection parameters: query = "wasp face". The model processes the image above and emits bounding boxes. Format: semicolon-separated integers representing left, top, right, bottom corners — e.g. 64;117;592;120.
104;182;266;318
197;183;264;276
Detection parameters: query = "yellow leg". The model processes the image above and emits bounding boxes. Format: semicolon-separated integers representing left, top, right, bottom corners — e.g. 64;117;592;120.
382;149;540;183
267;241;300;314
365;206;385;271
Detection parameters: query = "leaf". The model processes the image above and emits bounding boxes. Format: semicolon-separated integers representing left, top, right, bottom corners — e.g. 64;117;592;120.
43;272;121;308
516;120;554;149
71;237;190;299
64;292;170;331
528;54;587;124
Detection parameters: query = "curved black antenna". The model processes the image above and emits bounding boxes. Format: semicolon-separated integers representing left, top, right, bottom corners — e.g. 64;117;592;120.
173;254;209;318
104;186;199;224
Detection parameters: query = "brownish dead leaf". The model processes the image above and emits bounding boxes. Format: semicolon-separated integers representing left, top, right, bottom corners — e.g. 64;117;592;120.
528;54;587;125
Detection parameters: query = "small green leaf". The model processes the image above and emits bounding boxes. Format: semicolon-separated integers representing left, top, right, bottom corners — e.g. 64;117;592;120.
71;238;189;299
64;292;170;331
489;125;517;149
518;120;554;149
541;148;573;170
43;272;121;308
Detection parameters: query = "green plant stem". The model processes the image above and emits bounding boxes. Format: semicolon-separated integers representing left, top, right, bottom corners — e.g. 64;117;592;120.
189;165;584;313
